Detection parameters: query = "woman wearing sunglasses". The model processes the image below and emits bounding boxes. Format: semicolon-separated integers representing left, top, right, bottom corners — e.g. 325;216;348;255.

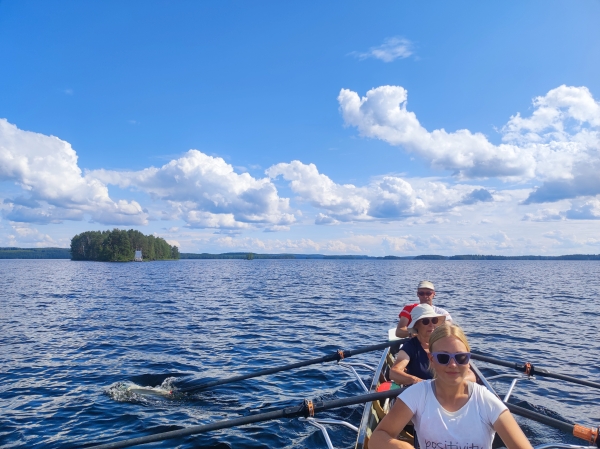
390;304;447;385
371;324;532;449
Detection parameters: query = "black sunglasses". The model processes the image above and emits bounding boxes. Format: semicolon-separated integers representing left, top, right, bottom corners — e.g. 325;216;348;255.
418;317;440;326
431;352;471;365
417;291;434;296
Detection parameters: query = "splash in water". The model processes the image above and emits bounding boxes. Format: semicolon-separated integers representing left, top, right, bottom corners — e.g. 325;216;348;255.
106;377;181;402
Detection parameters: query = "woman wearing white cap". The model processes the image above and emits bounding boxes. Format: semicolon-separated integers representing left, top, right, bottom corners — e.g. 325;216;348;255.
370;324;532;449
390;304;446;385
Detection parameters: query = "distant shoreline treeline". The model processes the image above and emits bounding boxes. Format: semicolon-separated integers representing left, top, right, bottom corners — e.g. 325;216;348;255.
70;229;179;262
413;254;600;260
1;248;599;260
180;253;414;260
180;252;600;261
0;247;71;259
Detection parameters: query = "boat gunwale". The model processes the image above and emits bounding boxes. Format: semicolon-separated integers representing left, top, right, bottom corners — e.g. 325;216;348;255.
354;342;401;448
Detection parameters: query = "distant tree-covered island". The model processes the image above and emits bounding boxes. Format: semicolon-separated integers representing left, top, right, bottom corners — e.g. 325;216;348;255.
70;229;179;262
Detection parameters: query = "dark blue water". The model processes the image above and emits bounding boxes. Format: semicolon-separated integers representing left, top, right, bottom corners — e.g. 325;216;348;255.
1;260;599;448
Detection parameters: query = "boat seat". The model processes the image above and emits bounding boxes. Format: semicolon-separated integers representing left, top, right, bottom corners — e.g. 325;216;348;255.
386;352;395;366
373;399;386;420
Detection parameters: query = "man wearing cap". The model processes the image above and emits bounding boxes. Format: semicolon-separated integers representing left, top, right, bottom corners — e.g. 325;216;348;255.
395;280;452;338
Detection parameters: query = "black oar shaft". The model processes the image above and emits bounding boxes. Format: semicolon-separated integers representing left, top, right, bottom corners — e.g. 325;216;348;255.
506;402;600;446
179;338;407;393
86;389;401;449
86;385;599;449
506;402;573;434
470;352;521;370
532;369;600;390
470;352;600;390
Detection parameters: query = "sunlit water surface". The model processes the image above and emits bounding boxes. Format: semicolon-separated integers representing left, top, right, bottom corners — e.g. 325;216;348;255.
1;259;599;448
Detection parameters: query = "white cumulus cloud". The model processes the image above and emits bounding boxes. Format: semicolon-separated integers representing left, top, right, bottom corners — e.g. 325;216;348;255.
5;224;57;247
267;160;494;223
382;235;417;252
267;161;426;222
542;230;600;247
338;85;600;199
0;119;147;225
564;197;600;220
90;150;295;230
522;208;565;222
198;235;363;254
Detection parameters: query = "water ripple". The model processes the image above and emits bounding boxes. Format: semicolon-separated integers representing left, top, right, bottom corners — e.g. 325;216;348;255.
0;259;599;448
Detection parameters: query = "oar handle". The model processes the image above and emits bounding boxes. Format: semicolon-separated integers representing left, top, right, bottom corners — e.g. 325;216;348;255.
179;338;408;393
470;351;600;390
573;424;600;447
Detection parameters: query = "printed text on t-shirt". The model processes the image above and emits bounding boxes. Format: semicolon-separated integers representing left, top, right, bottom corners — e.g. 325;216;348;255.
425;440;481;449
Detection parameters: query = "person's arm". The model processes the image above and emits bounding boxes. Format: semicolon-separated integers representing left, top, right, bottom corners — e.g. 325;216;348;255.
395;316;410;338
369;399;415;449
493;410;533;449
390;350;422;385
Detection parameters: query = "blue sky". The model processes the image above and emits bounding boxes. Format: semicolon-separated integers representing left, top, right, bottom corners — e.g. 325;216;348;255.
1;1;599;255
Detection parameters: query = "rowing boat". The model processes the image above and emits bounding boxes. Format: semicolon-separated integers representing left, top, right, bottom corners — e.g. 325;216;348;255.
87;332;600;449
347;339;596;449
325;332;507;449
294;330;600;449
352;334;506;449
301;333;426;448
354;341;410;449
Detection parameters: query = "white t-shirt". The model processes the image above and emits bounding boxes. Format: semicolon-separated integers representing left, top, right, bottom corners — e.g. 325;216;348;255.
399;380;507;449
434;306;453;324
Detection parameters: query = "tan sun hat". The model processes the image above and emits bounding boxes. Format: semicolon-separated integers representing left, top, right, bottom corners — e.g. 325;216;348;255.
417;280;435;290
408;304;445;329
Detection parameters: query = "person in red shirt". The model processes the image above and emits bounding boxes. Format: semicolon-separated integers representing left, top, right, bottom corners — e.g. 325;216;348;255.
395;280;452;338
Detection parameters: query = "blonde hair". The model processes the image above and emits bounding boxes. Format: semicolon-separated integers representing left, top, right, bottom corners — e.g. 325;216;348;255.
428;324;470;378
429;324;470;353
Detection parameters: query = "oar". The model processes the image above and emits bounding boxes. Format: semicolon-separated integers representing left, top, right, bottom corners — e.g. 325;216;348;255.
85;388;600;449
177;338;408;394
506;402;600;447
470;351;600;390
85;389;402;449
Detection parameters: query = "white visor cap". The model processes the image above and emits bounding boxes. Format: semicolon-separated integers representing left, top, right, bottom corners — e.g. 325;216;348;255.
417;280;435;290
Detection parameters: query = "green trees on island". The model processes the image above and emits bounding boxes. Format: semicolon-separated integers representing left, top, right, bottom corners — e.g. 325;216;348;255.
70;229;179;262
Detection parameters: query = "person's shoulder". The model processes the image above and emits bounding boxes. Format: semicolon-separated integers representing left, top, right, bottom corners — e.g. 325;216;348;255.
471;383;508;423
399;380;431;413
401;379;430;396
412;379;431;391
402;303;418;312
402;336;420;352
473;383;503;403
404;336;419;346
472;382;487;394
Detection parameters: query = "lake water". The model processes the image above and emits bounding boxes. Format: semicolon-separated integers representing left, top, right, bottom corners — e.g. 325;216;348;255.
1;259;599;448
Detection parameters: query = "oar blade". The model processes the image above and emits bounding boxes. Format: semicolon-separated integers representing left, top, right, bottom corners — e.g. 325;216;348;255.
106;378;181;402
